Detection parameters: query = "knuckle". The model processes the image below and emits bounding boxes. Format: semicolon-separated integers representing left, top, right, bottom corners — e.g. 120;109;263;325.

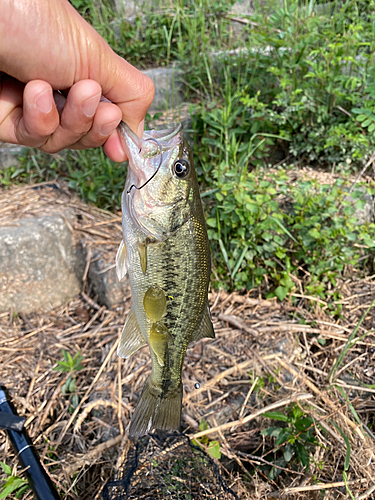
140;75;155;108
39;142;62;154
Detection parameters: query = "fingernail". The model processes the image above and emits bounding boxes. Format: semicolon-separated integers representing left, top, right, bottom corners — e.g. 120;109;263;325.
36;89;53;114
82;93;101;118
137;119;145;137
99;119;120;137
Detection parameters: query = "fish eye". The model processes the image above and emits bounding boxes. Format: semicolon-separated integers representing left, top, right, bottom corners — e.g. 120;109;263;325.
173;159;190;179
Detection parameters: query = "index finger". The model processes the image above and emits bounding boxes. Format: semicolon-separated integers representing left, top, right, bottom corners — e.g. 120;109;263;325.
99;52;155;134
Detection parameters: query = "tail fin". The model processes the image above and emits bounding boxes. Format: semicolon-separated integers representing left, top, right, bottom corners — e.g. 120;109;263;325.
129;377;182;439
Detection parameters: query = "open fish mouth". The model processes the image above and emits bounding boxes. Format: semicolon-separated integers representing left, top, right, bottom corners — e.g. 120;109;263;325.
144;123;182;142
118;122;183;190
118;122;182;154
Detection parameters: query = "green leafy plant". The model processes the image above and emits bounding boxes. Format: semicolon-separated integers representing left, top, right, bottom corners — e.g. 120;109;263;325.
189;0;375;175
203;166;375;303
0;148;126;211
262;404;318;478
0;463;30;499
54;349;84;375
192;419;221;459
54;349;84;410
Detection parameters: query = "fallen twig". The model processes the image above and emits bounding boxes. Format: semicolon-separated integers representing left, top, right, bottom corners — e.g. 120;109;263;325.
64;435;123;475
268;478;368;497
217;314;257;336
185;359;253;401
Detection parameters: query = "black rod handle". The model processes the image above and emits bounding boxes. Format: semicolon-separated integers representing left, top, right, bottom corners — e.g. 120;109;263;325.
0;386;60;500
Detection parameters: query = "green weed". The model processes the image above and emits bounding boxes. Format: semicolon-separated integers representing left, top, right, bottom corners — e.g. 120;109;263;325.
54;349;84;375
192;419;221;460
203;167;375;304
262;404;318;478
0;463;30;499
191;0;375;171
54;349;85;411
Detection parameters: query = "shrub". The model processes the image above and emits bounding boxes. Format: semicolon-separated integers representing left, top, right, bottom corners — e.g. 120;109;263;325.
204;169;375;303
191;0;375;171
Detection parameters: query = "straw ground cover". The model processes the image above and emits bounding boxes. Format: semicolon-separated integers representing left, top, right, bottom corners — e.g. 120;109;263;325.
0;185;374;499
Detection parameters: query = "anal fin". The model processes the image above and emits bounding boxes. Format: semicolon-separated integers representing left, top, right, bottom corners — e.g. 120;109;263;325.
118;307;147;358
190;305;215;342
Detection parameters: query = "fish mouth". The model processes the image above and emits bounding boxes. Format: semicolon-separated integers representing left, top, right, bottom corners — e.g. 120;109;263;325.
146;123;182;143
119;121;183;186
118;122;182;153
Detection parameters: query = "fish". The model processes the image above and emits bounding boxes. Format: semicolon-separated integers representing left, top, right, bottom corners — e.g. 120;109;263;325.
116;122;214;438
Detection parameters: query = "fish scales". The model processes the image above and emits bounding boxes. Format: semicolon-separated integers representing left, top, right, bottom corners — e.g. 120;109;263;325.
116;122;214;438
124;210;209;380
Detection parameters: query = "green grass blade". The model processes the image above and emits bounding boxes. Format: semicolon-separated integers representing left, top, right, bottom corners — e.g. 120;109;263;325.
335;386;363;429
218;238;231;273
343;471;356;500
329;298;375;382
231;245;248;279
269;216;298;244
330;420;351;471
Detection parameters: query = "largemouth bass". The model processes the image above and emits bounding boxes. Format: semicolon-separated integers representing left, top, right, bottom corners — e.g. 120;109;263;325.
116;122;214;438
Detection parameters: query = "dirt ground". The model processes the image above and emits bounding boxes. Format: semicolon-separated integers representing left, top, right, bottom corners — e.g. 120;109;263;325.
1;184;375;499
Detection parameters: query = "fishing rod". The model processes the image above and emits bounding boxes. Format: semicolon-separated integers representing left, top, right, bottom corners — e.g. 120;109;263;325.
0;386;60;500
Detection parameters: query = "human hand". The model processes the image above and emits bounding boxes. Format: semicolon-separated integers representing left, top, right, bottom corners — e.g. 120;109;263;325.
0;0;154;162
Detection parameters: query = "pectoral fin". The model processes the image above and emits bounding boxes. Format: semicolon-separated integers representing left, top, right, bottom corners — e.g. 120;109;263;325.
118;307;147;359
116;240;128;281
190;305;215;342
138;241;147;274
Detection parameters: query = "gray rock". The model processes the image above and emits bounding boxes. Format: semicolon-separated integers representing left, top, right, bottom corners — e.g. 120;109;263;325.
230;0;255;16
114;0;173;16
142;67;185;111
0;143;26;170
113;0;149;17
0;213;84;313
355;192;374;225
345;187;374;225
88;253;129;308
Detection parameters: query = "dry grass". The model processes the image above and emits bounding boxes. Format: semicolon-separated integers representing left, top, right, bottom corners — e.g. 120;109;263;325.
0;184;375;499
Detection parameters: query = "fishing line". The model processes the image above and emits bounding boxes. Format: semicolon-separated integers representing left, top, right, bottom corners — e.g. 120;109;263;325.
127;137;163;194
